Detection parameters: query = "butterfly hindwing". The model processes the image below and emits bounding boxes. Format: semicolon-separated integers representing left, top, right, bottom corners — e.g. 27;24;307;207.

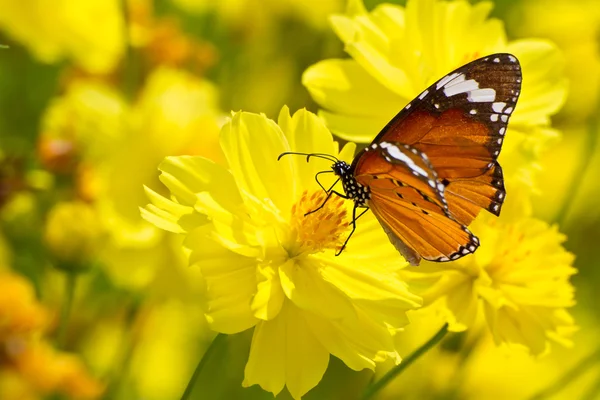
352;141;479;265
369;191;479;265
444;161;505;226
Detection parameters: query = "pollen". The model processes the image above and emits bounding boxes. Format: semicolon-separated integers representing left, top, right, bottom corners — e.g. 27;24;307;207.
290;190;349;255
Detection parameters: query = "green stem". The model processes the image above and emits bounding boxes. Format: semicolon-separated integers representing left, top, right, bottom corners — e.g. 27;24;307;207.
57;272;77;348
181;333;226;400
528;346;600;400
101;296;143;399
361;324;449;400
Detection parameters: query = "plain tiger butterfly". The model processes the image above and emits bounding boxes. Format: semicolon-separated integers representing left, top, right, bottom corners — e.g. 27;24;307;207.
279;53;521;265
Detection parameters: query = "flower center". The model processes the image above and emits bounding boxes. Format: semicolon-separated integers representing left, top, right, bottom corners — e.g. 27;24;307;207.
289;190;349;255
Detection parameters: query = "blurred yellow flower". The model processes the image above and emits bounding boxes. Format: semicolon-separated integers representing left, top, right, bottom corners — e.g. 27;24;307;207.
513;0;600;122
0;0;125;73
40;67;222;289
0;272;103;399
0;272;49;339
171;0;344;29
44;201;105;268
303;0;567;188
403;214;577;355
129;300;209;400
143;107;422;399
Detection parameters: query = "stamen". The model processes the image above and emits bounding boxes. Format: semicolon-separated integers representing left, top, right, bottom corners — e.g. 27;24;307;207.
289;190;349;255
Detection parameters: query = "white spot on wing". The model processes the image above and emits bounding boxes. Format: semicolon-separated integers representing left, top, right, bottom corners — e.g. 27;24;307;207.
501;115;508;122
468;88;496;102
405;103;411;110
444;73;466;88
499;127;506;135
470;109;477;115
493;57;500;63
443;79;478;97
508;55;517;62
490;114;499;122
504;106;513;114
380;142;428;177
492;102;507;113
419;90;429;100
436;72;460;89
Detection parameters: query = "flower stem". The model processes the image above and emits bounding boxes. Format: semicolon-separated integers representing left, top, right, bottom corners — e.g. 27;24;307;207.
361;324;449;400
181;333;226;400
57;272;77;348
528;346;600;400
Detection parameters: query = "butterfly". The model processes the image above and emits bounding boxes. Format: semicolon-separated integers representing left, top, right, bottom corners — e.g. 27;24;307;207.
280;53;521;265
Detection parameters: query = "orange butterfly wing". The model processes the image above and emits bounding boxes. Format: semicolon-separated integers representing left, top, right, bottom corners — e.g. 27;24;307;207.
353;142;479;265
370;54;521;225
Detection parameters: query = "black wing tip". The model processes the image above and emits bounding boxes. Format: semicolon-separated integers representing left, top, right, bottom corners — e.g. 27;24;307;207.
478;53;521;67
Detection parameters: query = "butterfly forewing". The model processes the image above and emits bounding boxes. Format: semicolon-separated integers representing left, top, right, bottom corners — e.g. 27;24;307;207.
364;53;521;226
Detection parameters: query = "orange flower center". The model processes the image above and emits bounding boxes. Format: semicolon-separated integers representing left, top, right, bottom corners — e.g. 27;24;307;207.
289;190;349;255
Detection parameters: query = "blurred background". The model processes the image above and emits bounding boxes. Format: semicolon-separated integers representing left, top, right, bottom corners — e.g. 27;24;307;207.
0;0;598;399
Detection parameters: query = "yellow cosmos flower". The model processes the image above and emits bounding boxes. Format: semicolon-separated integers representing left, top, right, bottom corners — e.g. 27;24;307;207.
303;0;567;187
142;107;422;399
0;0;124;73
402;213;577;355
40;67;222;289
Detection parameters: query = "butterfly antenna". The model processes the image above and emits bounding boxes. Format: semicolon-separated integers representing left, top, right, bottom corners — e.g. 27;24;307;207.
278;152;339;163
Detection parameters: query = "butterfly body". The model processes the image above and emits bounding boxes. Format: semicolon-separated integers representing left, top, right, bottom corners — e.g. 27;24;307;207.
332;161;370;206
282;53;521;265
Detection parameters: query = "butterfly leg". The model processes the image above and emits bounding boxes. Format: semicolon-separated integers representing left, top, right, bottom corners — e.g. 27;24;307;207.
314;170;334;193
305;188;349;217
335;204;370;256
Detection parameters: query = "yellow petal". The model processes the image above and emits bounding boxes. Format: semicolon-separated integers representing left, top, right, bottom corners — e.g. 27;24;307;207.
277;107;338;194
251;262;285;321
220;111;296;214
303;59;404;118
508;40;568;126
185;227;258;334
141;186;204;233
159;156;242;212
279;258;356;320
315;256;421;307
305;306;401;371
243;303;329;399
444;277;479;332
318;109;389;142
